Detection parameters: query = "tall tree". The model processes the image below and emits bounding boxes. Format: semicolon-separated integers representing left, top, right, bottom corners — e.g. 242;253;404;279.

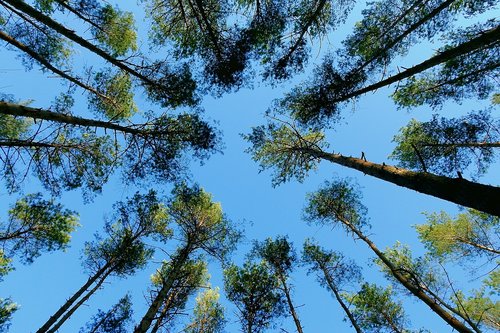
303;178;479;333
302;239;363;333
37;191;171;333
252;236;304;333
245;121;500;216
184;287;225;333
134;184;239;333
224;260;286;333
0;193;78;264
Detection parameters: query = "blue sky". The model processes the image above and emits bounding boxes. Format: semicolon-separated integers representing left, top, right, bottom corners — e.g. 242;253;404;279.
0;2;498;332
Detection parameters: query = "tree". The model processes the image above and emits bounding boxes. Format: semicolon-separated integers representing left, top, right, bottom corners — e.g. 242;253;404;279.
415;209;499;259
134;184;239;333
0;298;17;333
224;260;286;333
302;239;363;333
303;178;478;333
245;122;500;216
37;191;171;333
184;287;225;333
251;236;304;333
343;283;411;333
0;192;78;264
78;295;134;333
391;110;499;177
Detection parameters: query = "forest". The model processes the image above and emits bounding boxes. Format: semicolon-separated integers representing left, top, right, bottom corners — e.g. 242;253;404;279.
0;0;498;332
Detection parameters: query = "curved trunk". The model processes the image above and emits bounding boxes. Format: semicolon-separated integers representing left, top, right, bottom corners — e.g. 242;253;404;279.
301;147;500;217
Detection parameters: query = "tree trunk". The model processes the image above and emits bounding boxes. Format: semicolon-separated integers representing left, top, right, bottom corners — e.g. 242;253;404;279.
0;101;149;136
278;272;304;333
0;30;112;102
301;147;500;217
320;266;363;333
338;215;478;333
36;263;111;333
334;24;500;102
420;142;500;148
134;242;193;333
47;269;113;333
1;0;159;89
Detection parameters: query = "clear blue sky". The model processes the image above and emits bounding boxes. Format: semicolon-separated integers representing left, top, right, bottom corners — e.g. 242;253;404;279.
0;2;498;332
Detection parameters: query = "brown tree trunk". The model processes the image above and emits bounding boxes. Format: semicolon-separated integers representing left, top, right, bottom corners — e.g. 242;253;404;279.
277;272;304;333
46;269;113;333
301;147;500;217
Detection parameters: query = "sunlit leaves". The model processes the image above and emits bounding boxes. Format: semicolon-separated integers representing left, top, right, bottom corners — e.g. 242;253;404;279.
244;121;326;186
93;5;137;57
185;288;225;333
0;298;17;333
0;193;79;264
224;261;285;333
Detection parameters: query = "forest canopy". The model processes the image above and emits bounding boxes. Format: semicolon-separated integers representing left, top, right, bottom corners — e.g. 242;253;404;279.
0;0;498;332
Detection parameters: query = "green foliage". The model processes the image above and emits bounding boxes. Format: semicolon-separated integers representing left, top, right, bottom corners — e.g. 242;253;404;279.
83;191;171;276
252;236;296;275
79;295;133;333
0;250;13;280
0;298;18;333
0;114;30;140
302;239;361;289
89;69;137;120
344;283;410;333
185;288;225;333
304;178;370;231
453;288;499;331
0;193;79;264
390;110;499;177
392;21;499;109
416;209;499;259
168;184;240;260
150;259;209;329
224;261;285;333
93;5;137;57
244;122;326;186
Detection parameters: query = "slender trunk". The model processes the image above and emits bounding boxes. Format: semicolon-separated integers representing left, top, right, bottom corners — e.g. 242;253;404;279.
0;139;88;150
355;0;454;74
1;0;158;88
150;292;176;333
134;242;193;333
300;147;500;217
320;267;363;333
338;216;478;333
36;263;111;333
0;101;150;136
457;238;500;255
47;269;113;333
277;272;304;333
333;24;500;103
0;30;112;103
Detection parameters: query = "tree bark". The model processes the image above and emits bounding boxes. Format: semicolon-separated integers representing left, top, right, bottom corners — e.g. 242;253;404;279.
300;147;500;217
338;215;478;333
46;269;113;333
